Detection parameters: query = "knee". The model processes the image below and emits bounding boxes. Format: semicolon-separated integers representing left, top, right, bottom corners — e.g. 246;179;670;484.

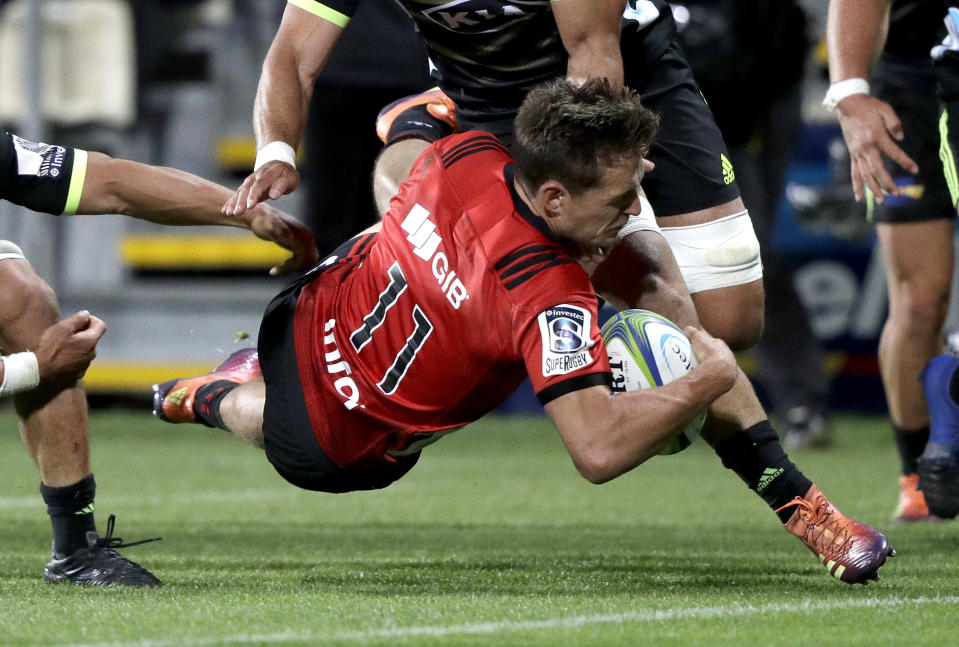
693;283;765;351
0;262;60;351
701;310;764;350
889;283;950;337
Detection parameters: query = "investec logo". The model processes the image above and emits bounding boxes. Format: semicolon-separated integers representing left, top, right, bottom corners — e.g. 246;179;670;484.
421;0;549;33
12;135;65;178
401;204;470;309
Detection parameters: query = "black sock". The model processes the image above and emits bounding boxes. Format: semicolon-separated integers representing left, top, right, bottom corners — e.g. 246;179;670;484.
893;425;930;475
714;420;814;523
193;380;239;430
40;473;97;555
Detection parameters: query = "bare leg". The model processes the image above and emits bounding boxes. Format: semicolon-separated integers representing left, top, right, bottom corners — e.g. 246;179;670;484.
0;259;90;487
877;220;954;430
372;139;431;217
0;259;163;586
217;379;267;448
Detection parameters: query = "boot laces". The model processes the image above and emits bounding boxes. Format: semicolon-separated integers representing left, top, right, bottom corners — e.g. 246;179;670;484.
776;494;854;554
93;514;162;550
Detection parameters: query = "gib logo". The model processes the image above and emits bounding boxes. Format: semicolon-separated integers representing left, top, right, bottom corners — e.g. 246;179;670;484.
421;0;549;34
401;204;470;309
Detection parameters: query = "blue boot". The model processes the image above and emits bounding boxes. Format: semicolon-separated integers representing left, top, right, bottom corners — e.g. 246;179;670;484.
918;354;959;519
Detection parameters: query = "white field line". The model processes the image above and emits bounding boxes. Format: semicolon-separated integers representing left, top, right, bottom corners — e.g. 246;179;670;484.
0;490;297;510
48;595;959;647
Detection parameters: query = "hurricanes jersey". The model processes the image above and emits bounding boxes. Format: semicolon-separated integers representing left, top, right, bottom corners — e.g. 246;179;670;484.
886;0;946;60
289;0;673;113
0;128;87;215
293;132;611;469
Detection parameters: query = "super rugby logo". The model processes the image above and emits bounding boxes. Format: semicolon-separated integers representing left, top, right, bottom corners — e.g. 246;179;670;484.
400;204;470;309
538;304;595;377
421;0;549;34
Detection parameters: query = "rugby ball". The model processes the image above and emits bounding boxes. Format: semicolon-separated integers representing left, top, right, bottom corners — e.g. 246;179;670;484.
600;309;706;455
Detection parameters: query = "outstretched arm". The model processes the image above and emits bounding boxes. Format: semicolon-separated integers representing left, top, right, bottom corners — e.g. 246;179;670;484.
826;0;917;202
224;3;345;216
552;0;625;88
78;153;319;275
543;327;737;483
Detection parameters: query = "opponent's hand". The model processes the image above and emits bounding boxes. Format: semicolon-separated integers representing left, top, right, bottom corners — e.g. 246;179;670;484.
684;326;737;392
835;94;919;203
35;311;107;385
247;205;319;275
222;161;300;216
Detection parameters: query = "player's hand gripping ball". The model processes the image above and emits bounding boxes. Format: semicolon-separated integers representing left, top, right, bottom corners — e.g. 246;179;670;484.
601;309;706;454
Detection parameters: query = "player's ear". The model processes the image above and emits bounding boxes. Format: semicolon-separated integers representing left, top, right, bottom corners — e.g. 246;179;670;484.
538;180;566;219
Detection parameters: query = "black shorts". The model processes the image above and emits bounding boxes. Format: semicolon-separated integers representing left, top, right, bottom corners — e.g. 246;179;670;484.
871;78;954;223
622;40;741;217
258;235;420;493
383;40;739;218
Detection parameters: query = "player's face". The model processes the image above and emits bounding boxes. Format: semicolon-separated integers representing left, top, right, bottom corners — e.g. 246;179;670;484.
555;160;643;252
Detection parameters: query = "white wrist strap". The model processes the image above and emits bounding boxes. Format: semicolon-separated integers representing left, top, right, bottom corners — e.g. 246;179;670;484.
823;78;870;111
253;141;296;172
0;351;40;397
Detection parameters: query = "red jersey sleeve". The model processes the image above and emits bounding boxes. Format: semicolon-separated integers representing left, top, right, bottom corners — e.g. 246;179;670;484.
512;271;611;404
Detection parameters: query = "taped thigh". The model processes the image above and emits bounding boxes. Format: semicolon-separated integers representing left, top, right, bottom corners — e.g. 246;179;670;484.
658;210;763;293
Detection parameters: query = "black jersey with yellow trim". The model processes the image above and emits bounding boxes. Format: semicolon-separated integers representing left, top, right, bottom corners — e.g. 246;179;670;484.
0;129;87;216
885;0;945;60
873;0;947;94
291;0;673;111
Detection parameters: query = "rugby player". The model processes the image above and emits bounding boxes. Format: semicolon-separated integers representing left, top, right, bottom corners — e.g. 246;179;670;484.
825;0;959;520
0;127;319;586
160;80;894;584
222;0;874;573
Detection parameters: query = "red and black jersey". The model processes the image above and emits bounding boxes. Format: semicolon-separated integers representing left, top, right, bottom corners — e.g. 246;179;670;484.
293;131;611;469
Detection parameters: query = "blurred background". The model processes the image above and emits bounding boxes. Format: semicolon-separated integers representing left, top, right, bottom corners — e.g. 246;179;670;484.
0;0;955;417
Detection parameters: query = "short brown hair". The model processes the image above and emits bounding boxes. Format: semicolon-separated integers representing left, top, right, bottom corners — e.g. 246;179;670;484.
512;78;659;196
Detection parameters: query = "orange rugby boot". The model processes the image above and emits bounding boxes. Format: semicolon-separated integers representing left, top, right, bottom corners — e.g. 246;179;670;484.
777;484;895;584
893;473;938;522
375;88;457;143
152;348;261;423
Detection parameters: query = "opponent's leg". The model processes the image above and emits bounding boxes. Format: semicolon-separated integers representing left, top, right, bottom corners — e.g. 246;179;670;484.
536;31;887;579
0;251;159;586
0;257;89;488
657;198;765;350
373;139;430;216
372;89;456;217
879;220;953;520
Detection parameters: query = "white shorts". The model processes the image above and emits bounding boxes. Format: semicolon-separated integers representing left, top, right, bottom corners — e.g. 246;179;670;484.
658;210;763;294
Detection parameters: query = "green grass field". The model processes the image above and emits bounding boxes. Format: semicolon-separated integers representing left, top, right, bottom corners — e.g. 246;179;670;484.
1;408;957;646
